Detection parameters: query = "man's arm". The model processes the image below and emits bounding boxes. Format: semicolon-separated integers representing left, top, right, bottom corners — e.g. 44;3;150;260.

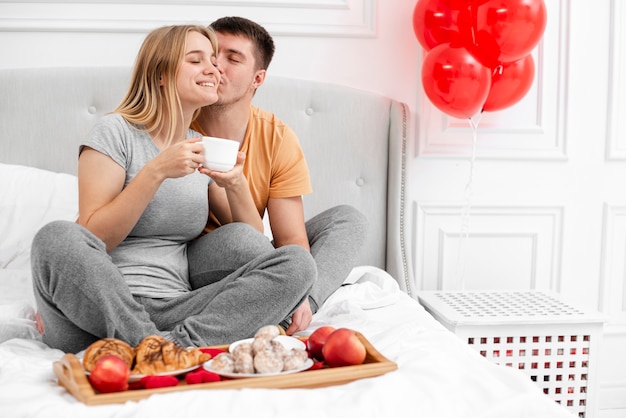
267;196;312;335
267;196;310;250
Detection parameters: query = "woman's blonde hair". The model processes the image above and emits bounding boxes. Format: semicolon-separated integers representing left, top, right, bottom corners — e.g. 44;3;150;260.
114;25;218;146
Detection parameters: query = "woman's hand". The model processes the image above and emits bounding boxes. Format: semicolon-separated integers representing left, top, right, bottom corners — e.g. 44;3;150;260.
150;137;205;180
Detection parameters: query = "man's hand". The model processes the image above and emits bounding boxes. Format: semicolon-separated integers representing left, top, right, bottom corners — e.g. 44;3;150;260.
285;298;312;335
35;311;44;334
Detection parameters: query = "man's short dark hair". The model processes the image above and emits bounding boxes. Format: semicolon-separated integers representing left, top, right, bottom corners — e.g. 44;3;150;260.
210;16;275;71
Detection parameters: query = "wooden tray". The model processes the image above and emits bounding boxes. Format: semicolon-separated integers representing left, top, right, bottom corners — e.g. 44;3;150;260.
53;332;397;405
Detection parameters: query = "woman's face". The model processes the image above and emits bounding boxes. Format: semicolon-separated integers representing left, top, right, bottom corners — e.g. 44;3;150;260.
176;31;220;112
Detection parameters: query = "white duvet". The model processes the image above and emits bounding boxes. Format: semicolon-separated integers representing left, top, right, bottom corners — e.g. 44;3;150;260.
0;266;573;418
0;164;573;417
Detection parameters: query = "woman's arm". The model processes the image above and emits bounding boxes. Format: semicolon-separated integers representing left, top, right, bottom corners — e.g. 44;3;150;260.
78;138;205;251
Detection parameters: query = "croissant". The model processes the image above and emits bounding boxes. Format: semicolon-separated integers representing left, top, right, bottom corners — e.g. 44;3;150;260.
83;338;135;372
133;335;211;375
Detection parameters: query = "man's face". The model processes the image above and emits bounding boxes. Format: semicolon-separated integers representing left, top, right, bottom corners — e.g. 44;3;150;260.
213;32;260;107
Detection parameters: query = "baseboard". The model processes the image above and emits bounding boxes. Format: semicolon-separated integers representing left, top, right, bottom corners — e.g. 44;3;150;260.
599;383;626;410
596;409;626;418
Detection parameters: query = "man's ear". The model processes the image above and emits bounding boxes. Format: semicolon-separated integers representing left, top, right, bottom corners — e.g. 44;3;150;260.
252;69;266;89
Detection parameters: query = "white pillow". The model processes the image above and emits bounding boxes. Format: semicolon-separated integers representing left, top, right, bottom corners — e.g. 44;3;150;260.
0;164;77;342
0;163;78;270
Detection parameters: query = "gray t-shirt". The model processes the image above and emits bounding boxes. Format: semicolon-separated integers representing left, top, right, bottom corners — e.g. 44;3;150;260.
81;113;210;298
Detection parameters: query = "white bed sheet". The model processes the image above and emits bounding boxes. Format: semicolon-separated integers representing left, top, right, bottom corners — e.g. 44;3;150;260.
0;266;573;418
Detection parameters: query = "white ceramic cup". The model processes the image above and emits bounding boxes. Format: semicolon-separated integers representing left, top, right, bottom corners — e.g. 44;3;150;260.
201;136;239;172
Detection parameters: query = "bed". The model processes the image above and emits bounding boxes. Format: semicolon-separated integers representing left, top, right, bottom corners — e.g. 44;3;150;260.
0;67;573;417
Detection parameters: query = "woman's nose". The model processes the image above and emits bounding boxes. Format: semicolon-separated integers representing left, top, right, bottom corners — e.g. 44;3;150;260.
205;61;218;74
215;57;226;73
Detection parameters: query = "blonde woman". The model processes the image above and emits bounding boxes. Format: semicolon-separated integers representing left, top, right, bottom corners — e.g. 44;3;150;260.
31;25;315;354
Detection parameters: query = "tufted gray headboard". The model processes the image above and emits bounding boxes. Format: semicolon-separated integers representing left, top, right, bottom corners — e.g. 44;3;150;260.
0;67;414;296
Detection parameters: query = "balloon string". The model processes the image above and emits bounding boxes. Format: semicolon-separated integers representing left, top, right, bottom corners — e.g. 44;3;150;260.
454;113;481;291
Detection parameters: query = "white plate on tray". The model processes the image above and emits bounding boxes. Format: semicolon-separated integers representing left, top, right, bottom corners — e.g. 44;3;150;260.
127;365;201;382
203;335;312;378
228;335;306;353
203;358;313;379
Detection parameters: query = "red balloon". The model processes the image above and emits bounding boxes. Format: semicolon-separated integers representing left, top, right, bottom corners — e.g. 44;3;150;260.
413;0;474;51
482;54;534;112
421;43;492;119
475;0;547;64
466;28;502;69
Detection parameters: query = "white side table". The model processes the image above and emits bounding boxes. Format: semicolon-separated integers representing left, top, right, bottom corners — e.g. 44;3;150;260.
418;290;605;418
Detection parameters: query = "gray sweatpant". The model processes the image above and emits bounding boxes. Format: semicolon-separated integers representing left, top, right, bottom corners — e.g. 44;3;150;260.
188;205;368;315
303;205;368;313
31;221;315;353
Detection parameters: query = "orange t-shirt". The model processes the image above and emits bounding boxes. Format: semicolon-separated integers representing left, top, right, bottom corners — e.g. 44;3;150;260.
194;105;312;232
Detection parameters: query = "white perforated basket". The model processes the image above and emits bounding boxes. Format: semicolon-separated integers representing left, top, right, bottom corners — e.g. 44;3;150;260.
418;291;605;418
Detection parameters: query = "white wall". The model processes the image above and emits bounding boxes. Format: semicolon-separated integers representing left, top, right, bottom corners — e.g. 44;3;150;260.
0;0;418;106
1;0;624;416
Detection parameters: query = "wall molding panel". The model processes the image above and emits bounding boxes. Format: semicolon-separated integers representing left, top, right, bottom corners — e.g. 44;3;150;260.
602;10;626;412
607;0;626;160
0;0;376;37
415;0;568;161
598;203;626;413
600;203;626;331
413;202;563;292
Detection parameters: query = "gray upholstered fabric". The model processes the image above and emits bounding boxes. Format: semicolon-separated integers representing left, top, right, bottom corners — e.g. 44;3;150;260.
0;67;414;295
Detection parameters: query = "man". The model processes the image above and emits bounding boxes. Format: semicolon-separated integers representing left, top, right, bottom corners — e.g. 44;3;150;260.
192;16;368;335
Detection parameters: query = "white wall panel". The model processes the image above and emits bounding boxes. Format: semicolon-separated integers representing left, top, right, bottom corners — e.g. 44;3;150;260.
607;0;626;160
598;333;626;412
600;204;626;329
598;202;626;409
414;203;563;292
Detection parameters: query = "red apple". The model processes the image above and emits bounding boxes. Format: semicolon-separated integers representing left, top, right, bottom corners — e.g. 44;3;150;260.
307;325;336;360
322;328;366;367
88;355;130;393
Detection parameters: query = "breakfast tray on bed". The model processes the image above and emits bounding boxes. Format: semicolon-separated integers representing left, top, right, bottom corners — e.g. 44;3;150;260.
53;332;397;405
